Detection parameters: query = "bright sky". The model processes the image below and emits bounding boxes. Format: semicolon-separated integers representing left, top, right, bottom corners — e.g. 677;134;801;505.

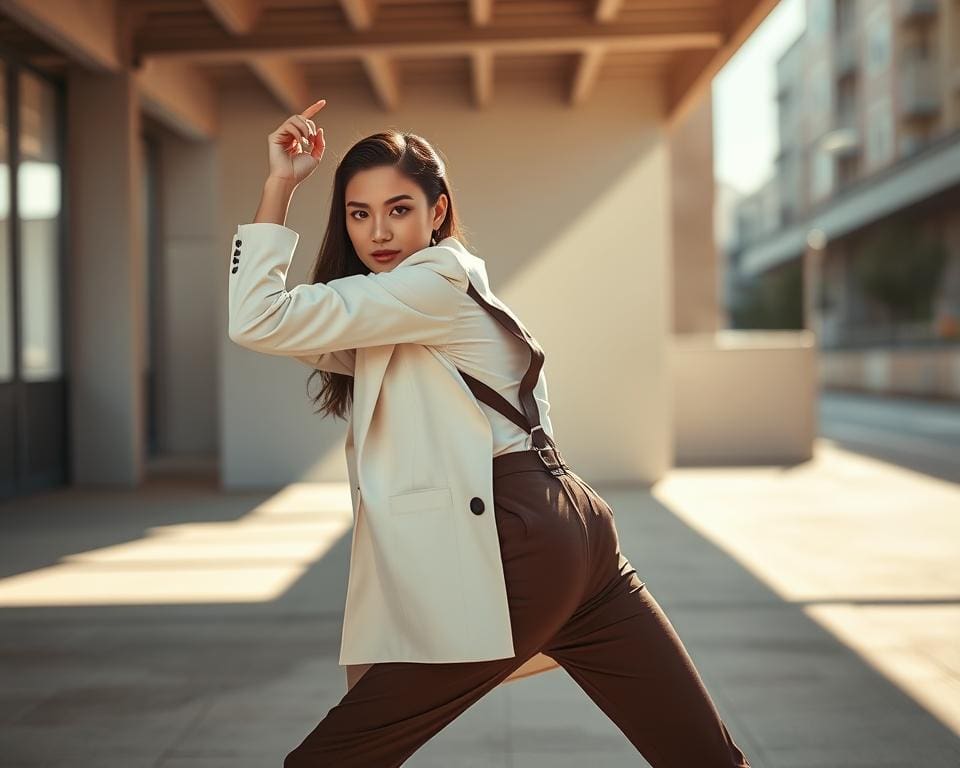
712;0;806;195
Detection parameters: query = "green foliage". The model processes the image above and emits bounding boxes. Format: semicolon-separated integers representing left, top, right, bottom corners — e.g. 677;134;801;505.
852;221;948;323
730;259;804;329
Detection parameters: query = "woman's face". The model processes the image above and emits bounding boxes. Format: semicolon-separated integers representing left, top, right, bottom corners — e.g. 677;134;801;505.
345;165;448;274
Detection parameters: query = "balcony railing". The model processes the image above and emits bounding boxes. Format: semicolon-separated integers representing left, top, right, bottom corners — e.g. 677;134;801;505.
897;0;939;22
899;132;929;156
825;321;950;350
821;109;860;157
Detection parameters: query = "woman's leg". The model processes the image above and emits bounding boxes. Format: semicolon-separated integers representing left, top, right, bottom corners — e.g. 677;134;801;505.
542;471;752;767
284;482;588;768
283;651;530;768
543;580;751;767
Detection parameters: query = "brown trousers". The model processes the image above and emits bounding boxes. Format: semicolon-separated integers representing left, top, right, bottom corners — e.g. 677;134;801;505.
284;449;752;767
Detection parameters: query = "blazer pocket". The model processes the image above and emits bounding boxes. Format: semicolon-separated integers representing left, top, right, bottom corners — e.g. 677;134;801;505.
388;487;453;516
385;485;468;652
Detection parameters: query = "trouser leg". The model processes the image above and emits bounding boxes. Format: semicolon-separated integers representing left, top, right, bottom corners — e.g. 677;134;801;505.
543;472;752;768
284;482;588;768
283;653;526;768
544;582;750;767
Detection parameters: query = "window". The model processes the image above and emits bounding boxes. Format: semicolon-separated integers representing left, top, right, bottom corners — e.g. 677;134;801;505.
805;59;833;139
809;0;833;41
17;70;63;381
810;145;835;202
0;62;10;383
866;96;894;170
866;9;891;75
836;0;857;36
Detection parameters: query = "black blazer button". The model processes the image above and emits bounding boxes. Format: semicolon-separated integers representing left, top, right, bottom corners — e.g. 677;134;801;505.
470;497;485;515
233;248;241;256
231;266;238;273
235;239;242;247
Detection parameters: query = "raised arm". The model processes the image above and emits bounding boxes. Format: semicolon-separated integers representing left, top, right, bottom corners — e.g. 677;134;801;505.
227;222;467;357
227;100;466;362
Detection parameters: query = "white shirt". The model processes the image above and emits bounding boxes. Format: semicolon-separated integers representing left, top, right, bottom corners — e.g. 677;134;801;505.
283;234;557;458
435;291;556;457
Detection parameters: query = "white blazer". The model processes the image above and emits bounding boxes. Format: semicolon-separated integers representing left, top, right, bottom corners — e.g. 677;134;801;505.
227;223;558;686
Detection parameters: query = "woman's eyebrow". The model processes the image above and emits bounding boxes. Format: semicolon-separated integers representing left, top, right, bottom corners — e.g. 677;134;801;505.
346;194;415;209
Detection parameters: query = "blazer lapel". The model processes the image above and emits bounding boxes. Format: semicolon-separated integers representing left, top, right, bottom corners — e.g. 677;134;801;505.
353;343;396;467
352;243;489;470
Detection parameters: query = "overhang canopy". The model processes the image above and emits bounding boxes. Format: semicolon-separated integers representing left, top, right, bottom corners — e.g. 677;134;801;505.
1;0;778;138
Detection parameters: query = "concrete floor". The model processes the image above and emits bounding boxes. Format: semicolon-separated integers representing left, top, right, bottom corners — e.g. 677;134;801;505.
1;414;959;766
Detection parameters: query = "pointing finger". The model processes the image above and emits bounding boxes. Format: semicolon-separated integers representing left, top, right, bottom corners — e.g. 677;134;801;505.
301;99;326;118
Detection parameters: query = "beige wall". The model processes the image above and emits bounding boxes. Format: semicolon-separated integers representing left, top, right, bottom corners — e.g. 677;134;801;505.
154;129;220;457
672;331;818;465
669;94;719;334
217;78;674;488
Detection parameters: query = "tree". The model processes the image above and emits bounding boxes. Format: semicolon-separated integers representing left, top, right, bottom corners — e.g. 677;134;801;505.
730;259;803;329
852;220;948;324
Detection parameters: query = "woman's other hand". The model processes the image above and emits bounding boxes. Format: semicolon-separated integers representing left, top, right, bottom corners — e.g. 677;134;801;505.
266;99;327;186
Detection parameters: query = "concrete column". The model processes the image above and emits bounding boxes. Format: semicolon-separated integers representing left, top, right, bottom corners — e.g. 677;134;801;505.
668;95;720;334
154;130;218;460
66;71;144;486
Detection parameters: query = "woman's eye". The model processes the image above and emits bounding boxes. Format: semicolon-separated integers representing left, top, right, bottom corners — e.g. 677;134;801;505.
349;206;409;220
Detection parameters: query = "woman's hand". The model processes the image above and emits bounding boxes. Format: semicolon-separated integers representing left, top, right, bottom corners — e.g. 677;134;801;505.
266;99;327;186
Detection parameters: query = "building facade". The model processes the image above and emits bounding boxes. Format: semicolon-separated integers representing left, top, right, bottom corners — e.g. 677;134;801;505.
727;0;960;398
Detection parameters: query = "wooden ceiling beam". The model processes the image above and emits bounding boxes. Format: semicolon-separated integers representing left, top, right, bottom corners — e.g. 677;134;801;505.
135;59;218;140
248;55;312;113
594;0;625;24
664;0;779;129
202;0;261;35
202;2;317;116
136;21;724;63
471;48;494;108
339;0;378;31
361;52;400;111
470;0;494;26
569;45;605;106
0;0;122;70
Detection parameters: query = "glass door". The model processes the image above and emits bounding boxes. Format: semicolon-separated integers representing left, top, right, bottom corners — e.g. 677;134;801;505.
0;59;68;500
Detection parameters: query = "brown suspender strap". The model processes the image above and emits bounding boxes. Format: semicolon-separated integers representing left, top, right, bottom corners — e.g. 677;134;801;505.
453;281;566;473
455;368;530;433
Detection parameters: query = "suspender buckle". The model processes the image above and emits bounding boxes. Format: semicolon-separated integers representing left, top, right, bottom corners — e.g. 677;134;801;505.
531;426;567;475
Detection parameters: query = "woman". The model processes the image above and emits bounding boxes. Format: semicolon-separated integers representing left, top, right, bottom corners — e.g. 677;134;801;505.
228;99;751;768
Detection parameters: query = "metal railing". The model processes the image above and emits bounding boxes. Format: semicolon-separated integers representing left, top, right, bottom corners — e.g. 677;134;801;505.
896;0;939;22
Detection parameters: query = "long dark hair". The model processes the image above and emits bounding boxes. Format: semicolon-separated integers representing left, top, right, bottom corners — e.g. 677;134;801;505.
307;130;470;420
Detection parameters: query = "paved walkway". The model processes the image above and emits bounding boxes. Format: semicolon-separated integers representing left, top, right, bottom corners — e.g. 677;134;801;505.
1;437;959;766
